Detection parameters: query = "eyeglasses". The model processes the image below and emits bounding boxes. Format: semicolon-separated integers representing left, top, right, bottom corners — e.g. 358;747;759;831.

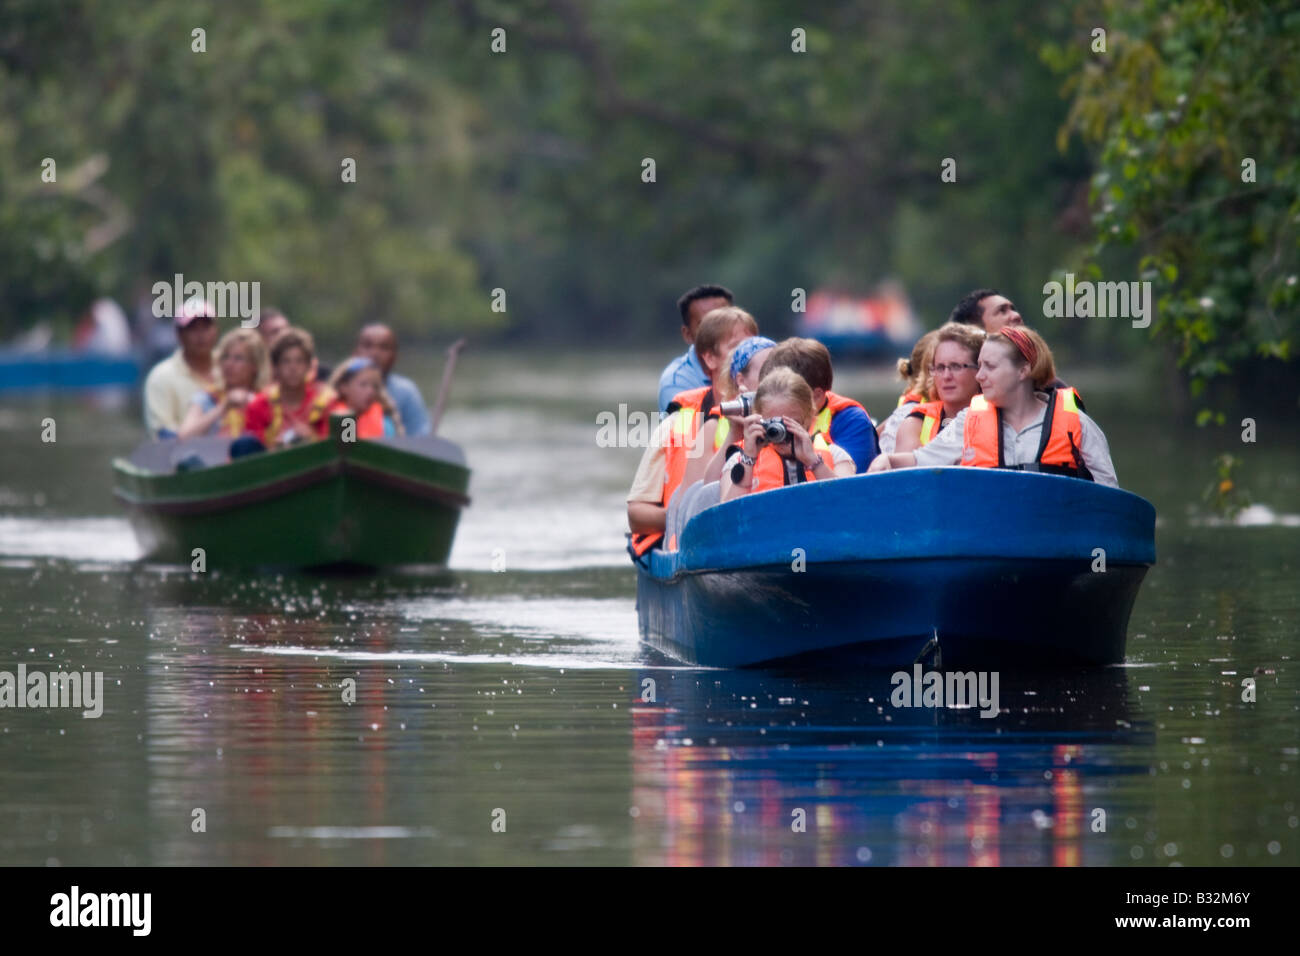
932;362;977;375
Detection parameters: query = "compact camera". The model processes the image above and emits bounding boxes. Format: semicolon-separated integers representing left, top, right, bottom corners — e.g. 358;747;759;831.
759;418;789;445
717;392;756;417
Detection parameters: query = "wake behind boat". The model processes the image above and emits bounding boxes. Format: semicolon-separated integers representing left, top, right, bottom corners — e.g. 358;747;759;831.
113;415;470;569
634;468;1156;668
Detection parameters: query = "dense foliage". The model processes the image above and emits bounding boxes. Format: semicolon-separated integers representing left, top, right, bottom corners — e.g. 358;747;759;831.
1048;0;1299;415
2;0;1294;409
1;0;1090;344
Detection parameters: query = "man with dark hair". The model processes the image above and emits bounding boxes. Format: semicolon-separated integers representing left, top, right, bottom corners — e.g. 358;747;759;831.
949;288;1022;334
143;298;219;438
759;337;879;473
657;284;734;413
947;287;1081;406
354;323;432;436
256;307;291;344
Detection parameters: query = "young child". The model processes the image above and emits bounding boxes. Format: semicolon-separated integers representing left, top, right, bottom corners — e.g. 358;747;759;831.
721;367;855;500
243;328;335;448
327;356;403;439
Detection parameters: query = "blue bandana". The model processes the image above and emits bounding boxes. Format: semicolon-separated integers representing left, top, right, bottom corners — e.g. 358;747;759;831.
729;336;777;381
342;356;376;376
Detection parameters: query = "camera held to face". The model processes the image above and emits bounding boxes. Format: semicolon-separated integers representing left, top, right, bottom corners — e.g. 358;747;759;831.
758;418;789;445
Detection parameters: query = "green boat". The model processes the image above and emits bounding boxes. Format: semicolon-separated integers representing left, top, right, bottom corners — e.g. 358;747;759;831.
112;415;471;569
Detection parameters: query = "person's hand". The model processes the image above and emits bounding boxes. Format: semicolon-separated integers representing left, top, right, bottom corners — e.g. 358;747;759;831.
740;414;764;458
783;417;816;467
283;407;313;434
280;409;313;444
225;388;251;408
723;400;750;427
867;453;893;474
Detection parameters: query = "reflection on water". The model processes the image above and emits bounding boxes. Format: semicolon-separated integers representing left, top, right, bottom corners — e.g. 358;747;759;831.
629;668;1152;866
0;354;1297;865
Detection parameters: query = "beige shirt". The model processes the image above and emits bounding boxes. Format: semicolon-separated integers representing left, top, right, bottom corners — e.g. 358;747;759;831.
911;391;1118;487
143;349;219;436
627;416;675;503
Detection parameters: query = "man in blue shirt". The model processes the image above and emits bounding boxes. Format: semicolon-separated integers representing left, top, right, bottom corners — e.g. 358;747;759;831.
354;323;432;436
657;284;734;413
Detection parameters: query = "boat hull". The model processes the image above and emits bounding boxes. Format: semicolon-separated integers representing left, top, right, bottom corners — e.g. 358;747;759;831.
635;468;1156;668
113;431;470;569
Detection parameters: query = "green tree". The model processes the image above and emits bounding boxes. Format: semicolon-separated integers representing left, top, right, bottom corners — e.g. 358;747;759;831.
1;0;1123;352
1046;0;1300;418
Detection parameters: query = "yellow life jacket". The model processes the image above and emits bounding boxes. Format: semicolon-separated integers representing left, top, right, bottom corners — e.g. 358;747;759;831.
262;383;334;446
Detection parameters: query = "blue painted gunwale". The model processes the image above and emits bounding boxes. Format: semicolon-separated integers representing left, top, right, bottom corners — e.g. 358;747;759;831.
635;467;1156;668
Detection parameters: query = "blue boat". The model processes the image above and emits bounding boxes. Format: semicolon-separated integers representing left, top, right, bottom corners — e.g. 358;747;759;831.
633;468;1156;668
0;348;142;391
795;288;920;358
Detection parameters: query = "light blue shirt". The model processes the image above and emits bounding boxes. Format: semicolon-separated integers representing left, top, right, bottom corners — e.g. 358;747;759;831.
188;389;221;436
657;345;710;413
386;372;431;436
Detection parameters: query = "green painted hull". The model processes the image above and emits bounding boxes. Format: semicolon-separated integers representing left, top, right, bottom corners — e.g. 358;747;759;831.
112;429;470;569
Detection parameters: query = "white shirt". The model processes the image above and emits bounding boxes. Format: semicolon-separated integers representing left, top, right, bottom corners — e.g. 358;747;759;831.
878;401;918;454
911;391;1119;487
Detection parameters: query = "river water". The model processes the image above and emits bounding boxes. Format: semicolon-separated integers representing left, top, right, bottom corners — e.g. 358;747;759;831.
0;351;1296;865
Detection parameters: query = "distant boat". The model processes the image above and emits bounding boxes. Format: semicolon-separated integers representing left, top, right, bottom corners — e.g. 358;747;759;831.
796;286;920;356
634;468;1156;668
0;348;141;391
112;416;470;569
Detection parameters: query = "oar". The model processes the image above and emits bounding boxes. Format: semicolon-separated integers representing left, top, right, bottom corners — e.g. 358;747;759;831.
429;337;467;435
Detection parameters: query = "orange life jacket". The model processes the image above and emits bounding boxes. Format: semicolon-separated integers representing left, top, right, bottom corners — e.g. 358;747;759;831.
811;391;869;447
961;388;1092;480
261;382;334;446
897;389;924;408
329;399;386;439
629;385;717;556
911;400;949;446
749;434;837;494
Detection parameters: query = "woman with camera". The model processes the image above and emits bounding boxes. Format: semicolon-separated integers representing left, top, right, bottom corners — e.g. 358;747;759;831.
721;367;855;501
